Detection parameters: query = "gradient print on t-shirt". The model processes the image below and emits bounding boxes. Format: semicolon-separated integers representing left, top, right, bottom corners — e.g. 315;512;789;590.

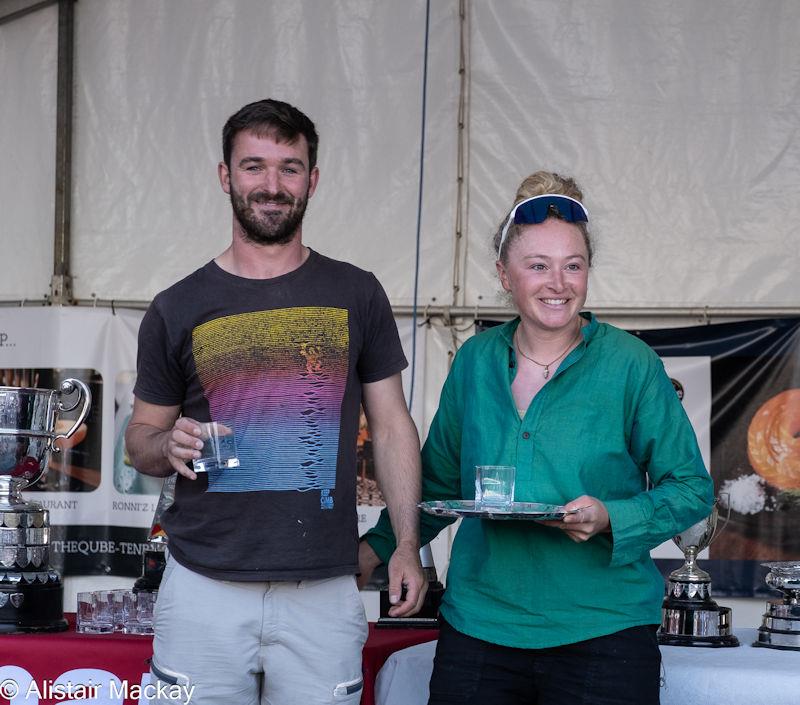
191;307;349;495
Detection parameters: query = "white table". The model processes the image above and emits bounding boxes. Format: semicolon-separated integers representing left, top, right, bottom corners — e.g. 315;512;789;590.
375;628;799;705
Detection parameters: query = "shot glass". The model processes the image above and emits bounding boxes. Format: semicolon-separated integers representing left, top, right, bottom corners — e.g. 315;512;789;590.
192;421;239;473
76;591;114;634
76;591;94;633
475;465;516;510
109;588;130;632
123;590;158;635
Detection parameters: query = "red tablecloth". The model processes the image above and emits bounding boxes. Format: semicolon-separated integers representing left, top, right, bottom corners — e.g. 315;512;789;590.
0;614;151;704
0;615;437;705
361;623;439;705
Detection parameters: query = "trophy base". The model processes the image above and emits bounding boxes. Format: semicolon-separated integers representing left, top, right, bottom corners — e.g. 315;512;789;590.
752;600;800;651
658;632;740;647
375;616;440;629
0;618;69;634
659;587;739;647
376;581;443;629
752;630;800;651
0;577;68;634
0;503;68;634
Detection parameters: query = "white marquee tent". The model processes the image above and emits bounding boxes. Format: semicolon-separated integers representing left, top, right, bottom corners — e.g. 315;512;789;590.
1;0;798;617
3;0;798;303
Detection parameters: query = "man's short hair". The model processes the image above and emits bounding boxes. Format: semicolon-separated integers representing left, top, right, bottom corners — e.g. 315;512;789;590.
222;99;319;171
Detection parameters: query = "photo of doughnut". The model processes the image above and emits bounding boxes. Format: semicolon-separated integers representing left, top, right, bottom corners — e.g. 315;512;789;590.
710;364;800;564
747;389;800;491
634;317;800;591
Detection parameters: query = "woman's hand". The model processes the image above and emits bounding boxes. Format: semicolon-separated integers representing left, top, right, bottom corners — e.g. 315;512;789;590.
539;495;610;543
357;540;383;590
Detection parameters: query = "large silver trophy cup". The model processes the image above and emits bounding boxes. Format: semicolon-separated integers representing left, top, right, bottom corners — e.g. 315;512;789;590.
753;562;800;650
658;505;739;647
0;379;91;632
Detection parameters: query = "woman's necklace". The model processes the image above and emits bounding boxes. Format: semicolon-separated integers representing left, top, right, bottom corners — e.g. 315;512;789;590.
515;322;582;379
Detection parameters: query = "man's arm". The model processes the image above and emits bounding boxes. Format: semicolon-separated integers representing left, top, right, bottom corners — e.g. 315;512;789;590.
125;397;204;480
361;373;426;617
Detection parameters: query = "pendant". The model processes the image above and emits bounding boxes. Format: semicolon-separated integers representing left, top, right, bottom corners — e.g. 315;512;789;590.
543;366;550;379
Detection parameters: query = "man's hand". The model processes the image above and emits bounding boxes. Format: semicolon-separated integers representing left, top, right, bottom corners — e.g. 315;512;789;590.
125;398;204;479
162;417;205;480
385;542;427;617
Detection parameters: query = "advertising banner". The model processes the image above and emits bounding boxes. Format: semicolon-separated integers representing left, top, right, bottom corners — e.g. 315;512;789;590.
0;307;154;577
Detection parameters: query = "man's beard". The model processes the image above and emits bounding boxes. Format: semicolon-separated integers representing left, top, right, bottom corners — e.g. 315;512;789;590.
230;186;309;246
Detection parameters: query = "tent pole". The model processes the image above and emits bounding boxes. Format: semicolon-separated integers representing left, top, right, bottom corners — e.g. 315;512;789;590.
5;300;798;321
49;0;75;305
0;0;58;26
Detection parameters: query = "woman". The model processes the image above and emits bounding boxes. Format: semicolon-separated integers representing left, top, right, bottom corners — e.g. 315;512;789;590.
361;171;714;704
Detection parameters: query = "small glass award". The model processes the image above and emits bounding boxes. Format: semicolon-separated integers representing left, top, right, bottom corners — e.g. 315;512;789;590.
192;422;239;473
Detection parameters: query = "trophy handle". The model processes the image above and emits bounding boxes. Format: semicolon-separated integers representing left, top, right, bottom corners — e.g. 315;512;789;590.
51;379;92;454
707;495;731;547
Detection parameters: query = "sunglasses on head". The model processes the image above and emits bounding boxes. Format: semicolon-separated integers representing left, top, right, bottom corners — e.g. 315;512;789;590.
498;194;589;255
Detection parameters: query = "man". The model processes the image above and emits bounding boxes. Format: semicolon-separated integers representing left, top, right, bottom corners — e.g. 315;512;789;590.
126;99;425;705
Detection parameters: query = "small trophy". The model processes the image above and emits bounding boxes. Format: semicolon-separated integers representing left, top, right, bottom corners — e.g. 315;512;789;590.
658;504;739;647
753;561;800;651
0;379;91;632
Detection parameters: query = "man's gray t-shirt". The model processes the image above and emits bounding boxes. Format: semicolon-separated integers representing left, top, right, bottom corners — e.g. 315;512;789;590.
134;249;407;581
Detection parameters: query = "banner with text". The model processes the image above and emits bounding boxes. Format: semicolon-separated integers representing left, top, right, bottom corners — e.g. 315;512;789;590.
0;307;154;576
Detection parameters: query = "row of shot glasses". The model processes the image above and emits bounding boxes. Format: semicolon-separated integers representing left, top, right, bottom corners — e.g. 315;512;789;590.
76;588;157;635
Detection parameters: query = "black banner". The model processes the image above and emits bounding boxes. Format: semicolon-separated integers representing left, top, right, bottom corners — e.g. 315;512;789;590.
49;525;150;577
635;318;800;596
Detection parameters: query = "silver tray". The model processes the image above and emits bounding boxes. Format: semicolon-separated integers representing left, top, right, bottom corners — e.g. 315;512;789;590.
419;500;576;521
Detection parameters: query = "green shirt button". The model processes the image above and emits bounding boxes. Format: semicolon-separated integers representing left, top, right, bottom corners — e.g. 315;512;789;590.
522;431;530;439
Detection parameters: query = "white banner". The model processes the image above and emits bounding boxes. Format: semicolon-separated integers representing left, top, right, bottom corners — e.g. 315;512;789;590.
0;306;152;575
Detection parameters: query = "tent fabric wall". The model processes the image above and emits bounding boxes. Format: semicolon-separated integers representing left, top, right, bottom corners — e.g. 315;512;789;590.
464;0;800;309
68;0;459;305
1;0;797;310
0;2;58;301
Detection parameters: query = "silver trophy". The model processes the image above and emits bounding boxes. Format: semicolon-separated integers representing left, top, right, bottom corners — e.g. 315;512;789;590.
658;504;739;647
0;379;91;632
753;562;800;650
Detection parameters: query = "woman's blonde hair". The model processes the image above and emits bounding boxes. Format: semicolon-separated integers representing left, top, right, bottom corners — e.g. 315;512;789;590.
493;171;593;265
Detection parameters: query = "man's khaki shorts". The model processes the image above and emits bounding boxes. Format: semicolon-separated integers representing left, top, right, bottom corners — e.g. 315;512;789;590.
149;556;367;705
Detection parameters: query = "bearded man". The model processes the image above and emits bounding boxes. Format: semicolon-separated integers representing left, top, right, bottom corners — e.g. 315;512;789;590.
126;99;425;705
